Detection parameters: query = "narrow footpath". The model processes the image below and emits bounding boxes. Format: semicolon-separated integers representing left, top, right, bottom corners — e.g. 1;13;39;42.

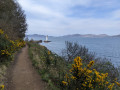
6;46;46;90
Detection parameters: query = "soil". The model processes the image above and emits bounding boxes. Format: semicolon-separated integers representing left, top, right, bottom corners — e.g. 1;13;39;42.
5;46;46;90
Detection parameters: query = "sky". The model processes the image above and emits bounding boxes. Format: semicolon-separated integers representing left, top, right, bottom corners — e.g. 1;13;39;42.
18;0;120;36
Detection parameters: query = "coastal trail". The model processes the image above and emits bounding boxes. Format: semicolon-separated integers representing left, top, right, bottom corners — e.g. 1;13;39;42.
6;45;46;90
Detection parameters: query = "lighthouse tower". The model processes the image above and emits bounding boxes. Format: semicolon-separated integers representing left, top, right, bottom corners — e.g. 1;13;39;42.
44;35;51;42
46;35;48;41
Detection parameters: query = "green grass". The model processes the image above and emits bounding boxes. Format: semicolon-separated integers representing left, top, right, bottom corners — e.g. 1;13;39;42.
28;42;68;90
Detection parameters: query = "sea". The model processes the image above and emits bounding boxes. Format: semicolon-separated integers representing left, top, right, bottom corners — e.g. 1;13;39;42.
28;36;120;67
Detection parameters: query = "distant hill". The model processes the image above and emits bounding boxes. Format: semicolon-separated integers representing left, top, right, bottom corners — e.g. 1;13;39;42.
26;34;120;38
26;34;45;37
61;34;109;38
112;35;120;37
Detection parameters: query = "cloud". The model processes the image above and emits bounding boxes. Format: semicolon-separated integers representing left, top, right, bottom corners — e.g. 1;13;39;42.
27;17;120;36
18;0;120;36
18;0;64;19
112;10;120;19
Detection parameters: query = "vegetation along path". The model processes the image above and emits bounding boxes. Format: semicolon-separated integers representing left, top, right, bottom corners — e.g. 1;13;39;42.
6;46;46;90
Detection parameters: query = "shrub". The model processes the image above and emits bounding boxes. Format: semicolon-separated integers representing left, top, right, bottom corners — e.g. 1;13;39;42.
62;57;120;90
62;41;95;63
0;29;26;62
62;41;119;83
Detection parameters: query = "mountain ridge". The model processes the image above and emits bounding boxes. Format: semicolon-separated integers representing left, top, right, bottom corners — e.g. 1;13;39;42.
26;34;120;38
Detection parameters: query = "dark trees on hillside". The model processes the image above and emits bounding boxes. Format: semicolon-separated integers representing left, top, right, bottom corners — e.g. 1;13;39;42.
0;0;27;40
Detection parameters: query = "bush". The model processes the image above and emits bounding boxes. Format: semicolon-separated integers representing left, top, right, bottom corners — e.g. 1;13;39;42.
62;57;120;90
62;41;95;63
62;41;119;83
0;29;26;62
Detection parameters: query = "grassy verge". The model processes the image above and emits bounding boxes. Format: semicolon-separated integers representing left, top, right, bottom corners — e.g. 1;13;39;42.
28;42;68;90
0;49;22;90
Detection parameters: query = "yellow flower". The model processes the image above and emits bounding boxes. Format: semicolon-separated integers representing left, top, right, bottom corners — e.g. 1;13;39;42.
48;51;51;55
74;57;82;66
105;81;109;85
82;83;86;87
1;50;11;56
108;83;114;90
71;76;77;80
0;85;4;89
95;78;100;82
86;70;92;74
69;69;72;72
88;83;92;88
87;60;94;68
115;81;120;87
0;29;4;34
62;81;68;86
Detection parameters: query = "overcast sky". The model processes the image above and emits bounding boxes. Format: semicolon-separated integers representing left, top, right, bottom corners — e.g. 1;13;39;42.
18;0;120;36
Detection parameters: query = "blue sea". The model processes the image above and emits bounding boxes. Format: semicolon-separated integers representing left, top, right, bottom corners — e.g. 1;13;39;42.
28;36;120;66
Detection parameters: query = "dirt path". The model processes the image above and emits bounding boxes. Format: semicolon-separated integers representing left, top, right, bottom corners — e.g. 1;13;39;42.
6;46;46;90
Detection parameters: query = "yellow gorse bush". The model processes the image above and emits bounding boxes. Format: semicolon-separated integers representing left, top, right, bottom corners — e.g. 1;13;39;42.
1;50;11;56
0;29;26;57
0;40;26;57
62;56;119;90
0;85;4;90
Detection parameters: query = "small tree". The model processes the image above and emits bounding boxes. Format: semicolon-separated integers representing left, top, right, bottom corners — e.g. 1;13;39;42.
62;41;94;63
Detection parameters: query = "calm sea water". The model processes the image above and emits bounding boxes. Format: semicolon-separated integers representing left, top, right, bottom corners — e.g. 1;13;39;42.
28;36;120;66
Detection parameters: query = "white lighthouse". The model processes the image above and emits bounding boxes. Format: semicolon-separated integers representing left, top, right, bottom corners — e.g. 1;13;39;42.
44;35;51;42
46;35;48;41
